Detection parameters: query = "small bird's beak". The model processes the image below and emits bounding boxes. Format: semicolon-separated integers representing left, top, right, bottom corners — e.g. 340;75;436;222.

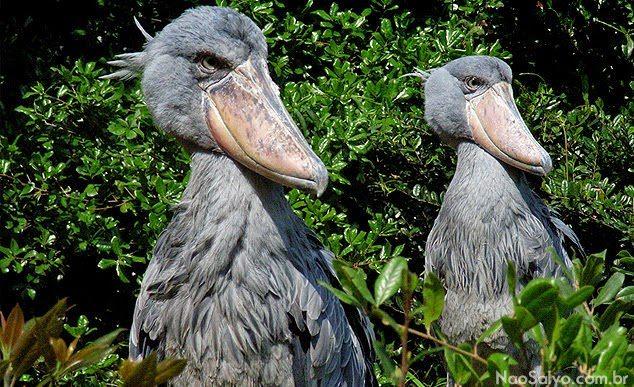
466;82;552;176
203;58;328;196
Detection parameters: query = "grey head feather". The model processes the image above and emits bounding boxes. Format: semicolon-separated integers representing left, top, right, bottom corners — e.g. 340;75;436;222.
101;52;147;80
134;16;154;42
100;17;153;80
401;67;436;87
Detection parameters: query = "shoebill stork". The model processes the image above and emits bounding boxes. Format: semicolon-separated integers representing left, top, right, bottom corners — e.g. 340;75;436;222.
104;7;375;386
415;56;582;374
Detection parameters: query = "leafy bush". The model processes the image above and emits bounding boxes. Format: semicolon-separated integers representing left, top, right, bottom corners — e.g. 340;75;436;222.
1;0;632;385
0;300;186;386
329;250;633;385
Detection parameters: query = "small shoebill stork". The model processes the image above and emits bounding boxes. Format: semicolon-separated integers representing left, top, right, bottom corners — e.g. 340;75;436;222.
104;7;375;386
416;56;582;373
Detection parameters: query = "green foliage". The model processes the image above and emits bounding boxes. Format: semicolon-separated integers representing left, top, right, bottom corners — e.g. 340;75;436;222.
1;62;186;296
0;302;185;386
1;0;632;385
119;353;187;387
331;252;633;385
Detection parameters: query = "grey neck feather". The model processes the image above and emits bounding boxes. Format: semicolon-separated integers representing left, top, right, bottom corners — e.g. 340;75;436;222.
162;151;309;289
426;141;542;297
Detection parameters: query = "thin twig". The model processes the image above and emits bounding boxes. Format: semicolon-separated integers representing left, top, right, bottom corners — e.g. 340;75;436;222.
406;328;488;365
399;279;413;387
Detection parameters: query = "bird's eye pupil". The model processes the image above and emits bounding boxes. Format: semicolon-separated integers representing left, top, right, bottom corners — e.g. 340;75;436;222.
466;77;481;90
201;56;217;71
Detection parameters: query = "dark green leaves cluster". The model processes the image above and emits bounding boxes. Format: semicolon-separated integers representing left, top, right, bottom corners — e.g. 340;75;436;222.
329;250;633;386
1;0;632;385
1;62;187;297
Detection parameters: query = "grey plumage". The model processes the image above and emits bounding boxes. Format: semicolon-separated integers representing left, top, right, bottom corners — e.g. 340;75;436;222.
420;56;583;376
106;6;375;386
132;154;373;385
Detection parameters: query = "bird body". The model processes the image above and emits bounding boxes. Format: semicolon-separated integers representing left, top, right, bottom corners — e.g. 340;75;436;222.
131;153;372;385
419;56;582;376
105;6;374;385
426;141;574;349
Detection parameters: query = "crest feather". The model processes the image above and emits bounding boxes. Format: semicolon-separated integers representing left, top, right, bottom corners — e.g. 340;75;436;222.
100;17;153;80
401;67;436;86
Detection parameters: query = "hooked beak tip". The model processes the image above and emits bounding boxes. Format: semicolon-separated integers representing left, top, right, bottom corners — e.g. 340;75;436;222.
539;151;553;175
525;149;553;176
312;163;329;197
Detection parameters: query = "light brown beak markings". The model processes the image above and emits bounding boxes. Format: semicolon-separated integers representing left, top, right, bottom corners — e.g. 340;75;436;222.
467;82;552;175
203;58;328;196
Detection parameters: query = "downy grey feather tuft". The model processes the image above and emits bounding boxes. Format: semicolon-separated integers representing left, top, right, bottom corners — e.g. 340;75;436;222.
100;17;152;80
101;52;147;80
402;67;436;86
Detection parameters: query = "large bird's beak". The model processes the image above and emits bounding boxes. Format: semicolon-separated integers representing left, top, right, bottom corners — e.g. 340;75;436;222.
466;82;552;175
203;58;328;196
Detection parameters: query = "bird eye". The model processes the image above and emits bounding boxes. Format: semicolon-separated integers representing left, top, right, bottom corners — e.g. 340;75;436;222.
464;76;483;92
199;55;223;73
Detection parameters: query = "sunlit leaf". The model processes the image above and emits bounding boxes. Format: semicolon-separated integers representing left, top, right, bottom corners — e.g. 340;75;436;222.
374;257;407;306
155;358;188;384
593;272;625;305
421;273;445;331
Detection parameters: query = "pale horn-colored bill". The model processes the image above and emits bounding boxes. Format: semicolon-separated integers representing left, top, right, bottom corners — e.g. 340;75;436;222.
467;82;552;176
203;58;328;196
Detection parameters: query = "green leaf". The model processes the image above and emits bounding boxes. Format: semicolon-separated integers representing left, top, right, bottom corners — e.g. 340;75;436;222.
374;257;407;306
421;272;445;331
593;272;625;305
486;353;517;387
444;346;474;385
501;316;524;349
319;281;362;308
518;279;558;321
556;314;582;350
84;184;98;197
475;320;502;345
341;265;375;304
372;339;396;381
598;300;629;331
514;306;538;331
591;325;627;373
615;286;634;303
561;285;594;309
580;251;605;287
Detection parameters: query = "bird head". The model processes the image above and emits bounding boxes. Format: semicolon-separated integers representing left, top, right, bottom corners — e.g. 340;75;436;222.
417;56;552;176
103;7;328;196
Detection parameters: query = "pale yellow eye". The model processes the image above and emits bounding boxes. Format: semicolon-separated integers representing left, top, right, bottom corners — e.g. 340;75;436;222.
200;56;217;72
465;76;482;91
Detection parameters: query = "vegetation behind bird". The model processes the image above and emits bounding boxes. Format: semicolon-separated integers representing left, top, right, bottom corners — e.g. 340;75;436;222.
0;0;632;384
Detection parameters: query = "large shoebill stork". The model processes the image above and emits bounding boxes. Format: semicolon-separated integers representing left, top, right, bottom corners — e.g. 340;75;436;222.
104;7;375;386
415;56;582;374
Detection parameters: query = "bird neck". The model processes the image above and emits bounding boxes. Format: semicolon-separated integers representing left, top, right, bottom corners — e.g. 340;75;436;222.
426;141;536;293
159;151;307;280
448;141;525;202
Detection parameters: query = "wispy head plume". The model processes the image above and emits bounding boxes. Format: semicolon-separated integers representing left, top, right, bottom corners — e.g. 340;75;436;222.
100;17;153;80
401;67;435;86
133;16;154;43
